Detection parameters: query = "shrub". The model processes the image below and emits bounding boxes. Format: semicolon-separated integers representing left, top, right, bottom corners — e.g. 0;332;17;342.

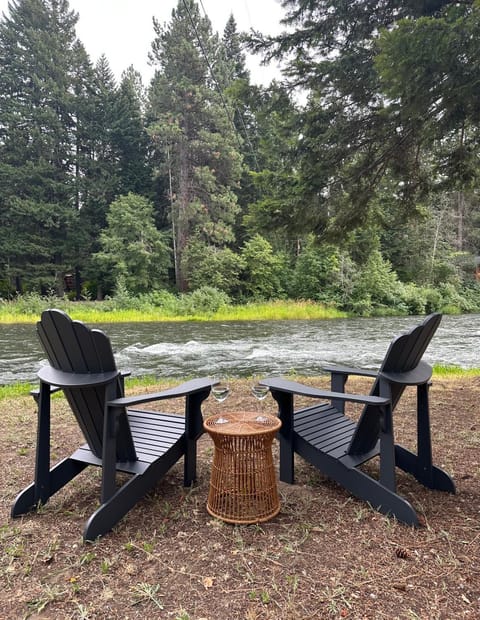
398;283;427;314
179;286;230;315
141;290;180;315
291;237;343;303
347;250;406;315
181;241;244;296
240;234;287;300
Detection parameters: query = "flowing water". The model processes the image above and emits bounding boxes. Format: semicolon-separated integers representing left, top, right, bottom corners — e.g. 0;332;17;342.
1;314;478;385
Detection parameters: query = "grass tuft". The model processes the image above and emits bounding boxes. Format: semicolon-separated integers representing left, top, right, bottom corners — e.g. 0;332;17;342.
432;364;480;377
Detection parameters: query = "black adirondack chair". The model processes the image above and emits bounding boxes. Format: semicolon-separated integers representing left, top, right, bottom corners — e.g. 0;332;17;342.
260;313;456;525
12;309;213;541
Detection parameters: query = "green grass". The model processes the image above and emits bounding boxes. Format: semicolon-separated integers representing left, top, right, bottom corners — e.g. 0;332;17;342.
1;367;478;401
0;376;181;401
206;301;345;321
0;300;346;324
0;383;36;400
432;364;480;377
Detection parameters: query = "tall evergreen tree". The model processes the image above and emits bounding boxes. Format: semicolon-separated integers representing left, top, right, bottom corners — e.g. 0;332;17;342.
71;54;119;297
148;0;242;291
222;14;249;82
0;0;83;293
82;55;119;228
113;67;153;198
220;14;262;244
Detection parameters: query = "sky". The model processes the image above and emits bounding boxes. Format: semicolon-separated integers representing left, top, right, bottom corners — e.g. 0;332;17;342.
0;0;286;85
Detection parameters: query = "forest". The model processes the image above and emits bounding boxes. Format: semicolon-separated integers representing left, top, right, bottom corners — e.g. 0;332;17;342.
1;0;480;316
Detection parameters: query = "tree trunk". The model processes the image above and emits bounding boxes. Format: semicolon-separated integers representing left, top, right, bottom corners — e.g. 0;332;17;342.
456;191;465;251
175;139;190;292
75;266;82;300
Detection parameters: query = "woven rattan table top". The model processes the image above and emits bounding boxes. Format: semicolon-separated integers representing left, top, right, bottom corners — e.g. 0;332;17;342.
204;411;281;436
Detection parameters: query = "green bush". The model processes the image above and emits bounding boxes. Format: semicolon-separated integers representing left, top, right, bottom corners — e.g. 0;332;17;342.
346;250;407;315
423;288;443;313
437;282;479;314
3;291;65;315
398;283;427;314
141;290;180;315
178;286;230;315
181;241;244;296
101;277;144;311
240;234;287;300
291;237;344;304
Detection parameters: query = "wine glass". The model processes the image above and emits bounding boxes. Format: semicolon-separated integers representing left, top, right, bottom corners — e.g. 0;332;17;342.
211;379;230;424
211;382;230;403
251;383;269;402
251;381;269;421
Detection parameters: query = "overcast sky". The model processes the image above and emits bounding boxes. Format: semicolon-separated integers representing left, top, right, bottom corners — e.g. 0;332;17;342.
0;0;286;85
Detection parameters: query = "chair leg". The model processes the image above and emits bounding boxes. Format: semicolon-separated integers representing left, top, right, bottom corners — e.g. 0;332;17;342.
84;443;184;541
34;382;52;505
271;390;295;484
279;435;295;484
183;389;209;486
184;437;197;486
11;458;87;516
394;383;455;493
295;435;419;526
416;382;434;485
379;403;396;492
346;467;419;526
334;459;419;525
84;473;149;541
395;445;456;493
84;455;173;541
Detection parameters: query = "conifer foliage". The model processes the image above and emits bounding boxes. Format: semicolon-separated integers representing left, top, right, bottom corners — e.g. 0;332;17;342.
0;0;479;315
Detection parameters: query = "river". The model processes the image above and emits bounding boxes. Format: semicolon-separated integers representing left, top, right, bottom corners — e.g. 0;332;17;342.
0;314;478;385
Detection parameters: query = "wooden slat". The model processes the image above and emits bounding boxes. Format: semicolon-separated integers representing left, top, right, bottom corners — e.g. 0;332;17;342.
91;328;116;372
294;404;357;458
295;409;349;435
71;321;97;372
38;310;74;370
349;313;441;453
64;389;103;456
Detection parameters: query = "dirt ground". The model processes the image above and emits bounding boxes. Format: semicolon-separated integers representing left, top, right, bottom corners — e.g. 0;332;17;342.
1;375;479;619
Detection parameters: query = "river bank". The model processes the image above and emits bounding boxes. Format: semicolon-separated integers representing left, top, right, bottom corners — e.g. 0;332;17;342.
0;298;347;324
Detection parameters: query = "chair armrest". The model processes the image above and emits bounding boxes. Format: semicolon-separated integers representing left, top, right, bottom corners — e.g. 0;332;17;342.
30;384;63;400
31;368;131;401
323;364;378;379
379;360;432;386
37;365;120;388
108;377;215;408
260;377;389;406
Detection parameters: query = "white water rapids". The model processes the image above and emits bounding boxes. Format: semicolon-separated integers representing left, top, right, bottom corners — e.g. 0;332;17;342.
1;314;478;385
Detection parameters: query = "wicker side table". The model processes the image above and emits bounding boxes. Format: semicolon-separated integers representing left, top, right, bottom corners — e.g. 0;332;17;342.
203;412;281;524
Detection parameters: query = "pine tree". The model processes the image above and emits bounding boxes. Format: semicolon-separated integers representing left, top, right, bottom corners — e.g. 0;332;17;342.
148;0;242;291
222;14;249;82
93;193;170;294
248;0;479;236
113;67;153;198
0;0;84;293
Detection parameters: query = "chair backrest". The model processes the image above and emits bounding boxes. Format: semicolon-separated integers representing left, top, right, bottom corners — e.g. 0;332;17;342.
37;309;135;460
348;313;441;456
374;312;442;409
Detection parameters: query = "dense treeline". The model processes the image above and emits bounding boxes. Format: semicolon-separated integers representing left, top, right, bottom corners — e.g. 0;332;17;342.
1;0;479;316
